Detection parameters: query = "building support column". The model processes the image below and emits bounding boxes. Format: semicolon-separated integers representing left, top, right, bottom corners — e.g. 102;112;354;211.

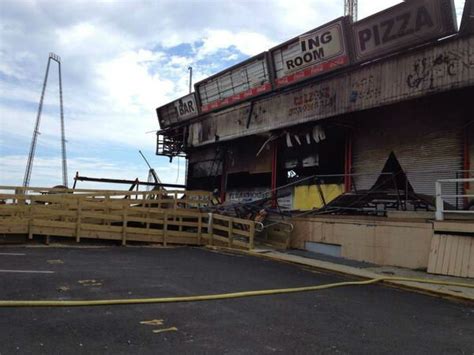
220;148;227;203
344;131;353;193
271;140;278;208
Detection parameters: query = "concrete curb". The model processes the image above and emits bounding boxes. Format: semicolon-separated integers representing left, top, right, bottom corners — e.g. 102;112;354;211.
207;246;474;303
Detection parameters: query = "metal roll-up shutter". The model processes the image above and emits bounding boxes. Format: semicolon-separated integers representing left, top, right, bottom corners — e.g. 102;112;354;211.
352;103;463;207
401;128;463;208
352;123;391;191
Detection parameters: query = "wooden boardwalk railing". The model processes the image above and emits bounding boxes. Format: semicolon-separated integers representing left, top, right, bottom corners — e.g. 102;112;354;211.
0;187;255;249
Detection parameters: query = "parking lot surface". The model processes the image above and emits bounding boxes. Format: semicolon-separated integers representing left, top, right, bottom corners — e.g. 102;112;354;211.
0;246;472;354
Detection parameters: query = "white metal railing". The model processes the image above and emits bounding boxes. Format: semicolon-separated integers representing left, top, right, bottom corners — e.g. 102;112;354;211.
435;178;474;221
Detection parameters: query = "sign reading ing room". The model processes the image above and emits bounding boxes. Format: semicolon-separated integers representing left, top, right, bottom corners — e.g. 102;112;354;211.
271;18;351;87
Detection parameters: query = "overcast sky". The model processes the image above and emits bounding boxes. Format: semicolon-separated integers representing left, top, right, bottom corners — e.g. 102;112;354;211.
0;0;466;189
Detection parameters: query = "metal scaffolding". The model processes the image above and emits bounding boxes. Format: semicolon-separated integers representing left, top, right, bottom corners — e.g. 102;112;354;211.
23;52;68;187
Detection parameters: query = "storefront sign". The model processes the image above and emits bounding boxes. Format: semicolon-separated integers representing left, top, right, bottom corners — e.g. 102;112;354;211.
226;188;293;210
271;17;352;87
186;35;473;148
352;0;457;61
174;93;198;120
196;53;272;113
156;93;199;128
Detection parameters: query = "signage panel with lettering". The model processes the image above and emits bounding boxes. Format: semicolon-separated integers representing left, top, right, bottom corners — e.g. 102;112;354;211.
352;0;457;61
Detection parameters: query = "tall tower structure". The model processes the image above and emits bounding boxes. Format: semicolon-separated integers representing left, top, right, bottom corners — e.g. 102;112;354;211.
23;52;68;188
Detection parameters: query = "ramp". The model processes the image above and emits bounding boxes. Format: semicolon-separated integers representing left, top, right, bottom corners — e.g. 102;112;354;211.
0;186;255;250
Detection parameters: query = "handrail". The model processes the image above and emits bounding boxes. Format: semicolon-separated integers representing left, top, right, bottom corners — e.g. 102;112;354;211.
435;178;474;221
0;185;210;197
255;220;294;233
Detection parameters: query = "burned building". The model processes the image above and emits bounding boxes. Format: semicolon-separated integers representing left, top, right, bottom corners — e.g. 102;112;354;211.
157;0;473;214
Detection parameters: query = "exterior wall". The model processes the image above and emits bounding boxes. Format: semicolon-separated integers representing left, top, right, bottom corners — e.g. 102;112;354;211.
188;146;223;178
351;92;466;200
187;35;474;148
291;216;433;269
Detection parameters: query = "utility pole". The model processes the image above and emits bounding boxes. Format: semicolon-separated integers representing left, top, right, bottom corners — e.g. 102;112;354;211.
344;0;358;21
23;52;68;188
188;66;193;94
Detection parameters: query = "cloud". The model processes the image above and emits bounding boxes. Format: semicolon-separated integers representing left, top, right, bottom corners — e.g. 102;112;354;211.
0;154;184;189
196;30;276;59
0;0;466;188
97;50;173;112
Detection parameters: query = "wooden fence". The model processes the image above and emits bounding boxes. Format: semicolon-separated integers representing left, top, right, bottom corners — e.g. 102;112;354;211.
0;186;255;249
427;233;474;278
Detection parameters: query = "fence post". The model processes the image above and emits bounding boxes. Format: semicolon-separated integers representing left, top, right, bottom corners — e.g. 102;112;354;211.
122;208;128;246
146;208;150;236
435;181;444;221
28;196;34;240
75;199;82;243
249;222;255;250
105;194;110;226
15;187;25;207
158;191;162;209
228;218;233;248
163;211;168;247
208;213;214;246
197;214;202;245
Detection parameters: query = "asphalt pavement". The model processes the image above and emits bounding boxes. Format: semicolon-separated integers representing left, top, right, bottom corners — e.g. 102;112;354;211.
0;246;472;354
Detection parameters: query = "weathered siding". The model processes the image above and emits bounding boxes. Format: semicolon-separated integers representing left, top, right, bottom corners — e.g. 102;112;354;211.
188;35;474;148
427;234;474;278
291;216;433;269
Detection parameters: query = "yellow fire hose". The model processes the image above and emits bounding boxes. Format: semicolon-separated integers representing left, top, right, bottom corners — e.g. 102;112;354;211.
0;277;472;307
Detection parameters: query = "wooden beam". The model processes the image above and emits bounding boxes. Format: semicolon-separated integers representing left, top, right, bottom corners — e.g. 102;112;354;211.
75;199;82;243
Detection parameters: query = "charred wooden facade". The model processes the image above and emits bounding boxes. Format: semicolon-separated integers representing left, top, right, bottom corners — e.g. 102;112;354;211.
156;0;474;212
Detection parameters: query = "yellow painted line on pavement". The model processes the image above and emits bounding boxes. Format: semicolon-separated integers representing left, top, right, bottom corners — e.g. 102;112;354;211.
153;327;178;334
0;269;54;274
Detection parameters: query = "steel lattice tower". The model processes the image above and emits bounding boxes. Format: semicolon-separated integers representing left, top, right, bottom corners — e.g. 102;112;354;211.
23;53;68;188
